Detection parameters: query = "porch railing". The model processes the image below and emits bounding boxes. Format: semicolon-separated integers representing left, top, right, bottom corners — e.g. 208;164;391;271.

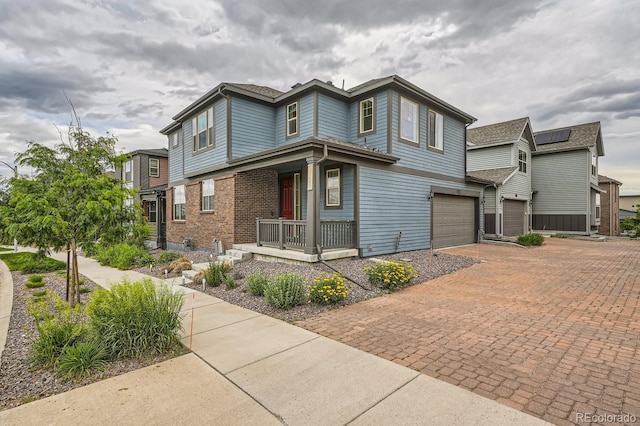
257;219;356;250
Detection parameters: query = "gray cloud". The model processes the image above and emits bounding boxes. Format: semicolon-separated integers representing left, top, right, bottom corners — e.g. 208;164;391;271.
0;62;113;113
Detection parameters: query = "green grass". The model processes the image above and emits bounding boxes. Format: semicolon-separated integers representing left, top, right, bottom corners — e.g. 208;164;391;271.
26;281;45;289
79;287;91;294
32;290;47;297
0;247;12;252
0;252;66;273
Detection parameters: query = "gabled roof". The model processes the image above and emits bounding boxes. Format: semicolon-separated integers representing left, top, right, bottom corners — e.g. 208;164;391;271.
467;117;536;151
466;166;519;185
533;122;604;156
598;174;622;186
162;75;476;133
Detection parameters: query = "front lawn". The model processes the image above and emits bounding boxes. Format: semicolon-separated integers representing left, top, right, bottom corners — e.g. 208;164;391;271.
0;252;66;273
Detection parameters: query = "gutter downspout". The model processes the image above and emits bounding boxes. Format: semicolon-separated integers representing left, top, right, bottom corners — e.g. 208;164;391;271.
216;85;230;161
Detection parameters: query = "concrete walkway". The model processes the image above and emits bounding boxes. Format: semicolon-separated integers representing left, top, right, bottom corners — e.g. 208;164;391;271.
0;247;549;425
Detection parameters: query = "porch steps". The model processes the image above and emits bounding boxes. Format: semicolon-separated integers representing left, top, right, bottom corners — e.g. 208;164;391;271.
225;249;253;261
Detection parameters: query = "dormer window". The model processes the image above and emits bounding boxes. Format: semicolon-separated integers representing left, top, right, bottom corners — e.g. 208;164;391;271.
286;101;299;137
359;98;374;135
192;107;214;152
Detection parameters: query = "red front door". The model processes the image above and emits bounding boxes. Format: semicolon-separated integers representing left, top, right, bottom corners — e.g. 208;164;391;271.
280;175;293;219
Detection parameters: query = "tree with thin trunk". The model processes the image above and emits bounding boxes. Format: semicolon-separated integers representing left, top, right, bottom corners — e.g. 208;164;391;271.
2;126;144;306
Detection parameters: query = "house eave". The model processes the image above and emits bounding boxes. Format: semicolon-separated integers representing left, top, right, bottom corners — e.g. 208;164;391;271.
466;140;516;150
160;121;180;135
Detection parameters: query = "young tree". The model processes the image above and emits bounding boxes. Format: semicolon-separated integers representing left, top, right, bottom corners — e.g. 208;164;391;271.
3;126;147;306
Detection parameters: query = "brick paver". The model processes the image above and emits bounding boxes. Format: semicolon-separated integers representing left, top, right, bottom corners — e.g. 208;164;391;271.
298;239;640;425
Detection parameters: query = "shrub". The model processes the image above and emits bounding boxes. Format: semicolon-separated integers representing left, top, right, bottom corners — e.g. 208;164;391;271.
86;279;184;358
32;290;47;297
264;273;306;309
517;233;545;247
29;275;44;283
27;293;88;369
79;287;91;294
96;243;153;270
365;260;418;291
26;281;45;289
308;273;350;305
56;341;108;379
158;251;183;265
224;274;236;290
246;272;269;296
204;261;231;287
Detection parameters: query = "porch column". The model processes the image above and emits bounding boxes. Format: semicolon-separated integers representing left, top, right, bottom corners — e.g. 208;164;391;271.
305;156;320;255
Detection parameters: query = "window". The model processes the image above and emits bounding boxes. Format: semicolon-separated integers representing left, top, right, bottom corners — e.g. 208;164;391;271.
149;201;157;223
286;102;298;137
192;107;214;151
149;158;159;177
400;97;419;143
326;168;341;207
202;179;214;211
428;111;444;150
173;185;186;220
595;193;601;219
170;132;178;148
591;153;597;176
518;150;527;173
293;173;301;220
359;98;374;134
124;160;132;182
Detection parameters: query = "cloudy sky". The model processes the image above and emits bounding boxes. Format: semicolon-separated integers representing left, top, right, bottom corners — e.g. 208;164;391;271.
1;0;638;193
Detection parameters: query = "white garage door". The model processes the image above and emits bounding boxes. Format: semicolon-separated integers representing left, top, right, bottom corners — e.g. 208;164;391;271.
503;200;526;237
432;194;476;249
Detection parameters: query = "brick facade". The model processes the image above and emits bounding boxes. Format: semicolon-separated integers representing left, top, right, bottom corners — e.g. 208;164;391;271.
166;169;279;251
598;180;620;236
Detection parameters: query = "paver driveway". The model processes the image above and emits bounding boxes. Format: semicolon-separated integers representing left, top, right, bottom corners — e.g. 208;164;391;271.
298;238;640;425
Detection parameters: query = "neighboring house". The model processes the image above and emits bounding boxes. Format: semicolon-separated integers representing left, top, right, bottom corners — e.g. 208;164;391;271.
118;149;169;248
620;194;640;212
160;75;483;259
532;122;605;234
597;175;622;236
466;117;536;237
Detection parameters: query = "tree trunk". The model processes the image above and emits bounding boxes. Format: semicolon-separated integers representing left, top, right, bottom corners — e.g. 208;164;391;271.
69;240;77;307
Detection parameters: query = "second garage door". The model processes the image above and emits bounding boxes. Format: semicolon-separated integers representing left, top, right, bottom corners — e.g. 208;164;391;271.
432;194;476;249
503;199;526;237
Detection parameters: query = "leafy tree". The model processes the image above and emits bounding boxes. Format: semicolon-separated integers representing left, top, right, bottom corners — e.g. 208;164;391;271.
1;126;148;306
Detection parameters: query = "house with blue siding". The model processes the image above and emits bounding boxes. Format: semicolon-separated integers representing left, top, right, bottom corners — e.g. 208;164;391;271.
160;76;483;259
466;117;536;237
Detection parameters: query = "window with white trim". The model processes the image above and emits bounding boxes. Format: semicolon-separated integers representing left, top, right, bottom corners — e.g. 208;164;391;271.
170;132;178;148
202;179;214;211
518;150;527;173
124;160;132;183
428;111;444;150
149;201;157;223
400;97;419;143
359;98;374;134
595;193;601;219
293;173;301;220
591;152;597;176
326;168;341;207
149;158;159;177
173;185;186;220
192;107;214;151
286;102;298;137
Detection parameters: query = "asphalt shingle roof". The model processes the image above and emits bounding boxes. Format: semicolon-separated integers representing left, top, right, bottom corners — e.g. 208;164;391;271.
467;167;519;185
467;117;530;146
534;122;603;154
227;83;283;98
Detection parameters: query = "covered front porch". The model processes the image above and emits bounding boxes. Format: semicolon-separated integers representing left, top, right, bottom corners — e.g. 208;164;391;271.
225;136;398;260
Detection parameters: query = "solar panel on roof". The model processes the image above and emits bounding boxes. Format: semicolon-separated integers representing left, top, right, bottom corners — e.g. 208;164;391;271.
550;129;571;143
535;132;553;144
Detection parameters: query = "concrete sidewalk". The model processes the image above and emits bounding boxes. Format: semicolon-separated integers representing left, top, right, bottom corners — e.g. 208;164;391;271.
1;247;549;425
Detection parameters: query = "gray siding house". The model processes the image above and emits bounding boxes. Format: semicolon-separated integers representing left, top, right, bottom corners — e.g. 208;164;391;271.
160;76;483;259
467;117;536;237
532;122;605;234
